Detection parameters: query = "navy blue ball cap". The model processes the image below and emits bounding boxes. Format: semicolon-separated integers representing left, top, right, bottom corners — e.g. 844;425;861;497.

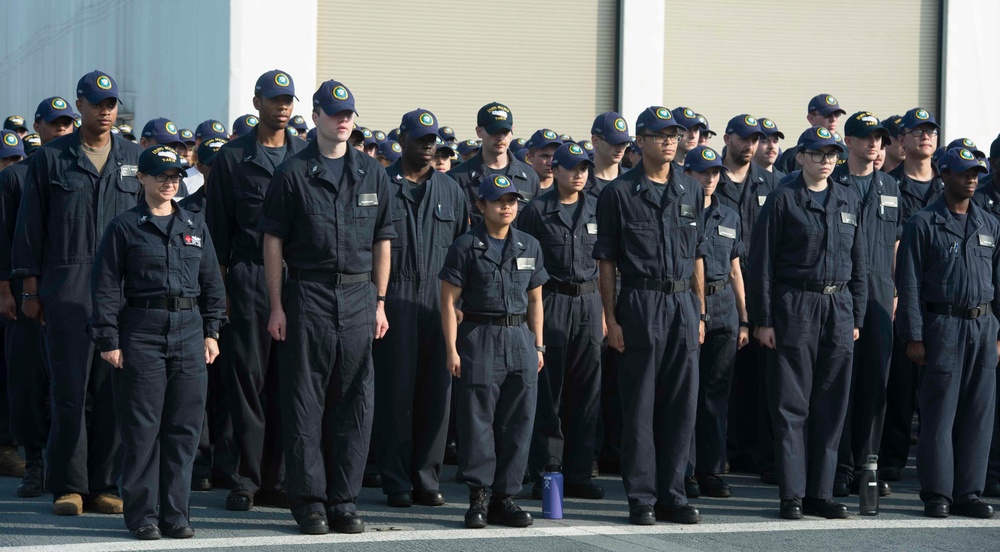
509;138;527;153
683;145;726;173
796;126;846;153
438;126;456;142
0;131;25;159
378;140;402;163
697;113;716;137
34;97;77;123
882;115;904;137
289;115;308;132
399;109;439;139
478;173;525;202
477;102;513;135
551;142;594;169
526;128;563;151
513;148;529;163
138;145;188;176
591;111;631;144
77;70;122;105
807;93;846;117
635;106;684;134
179;129;195;145
358;127;377;147
947;138;985;158
844;111;890;143
232;114;259;137
759;118;784;139
255;69;297;100
4;115;28;131
939;147;988;174
195;119;228;140
900;107;939;131
577;140;595;160
671;107;706;130
458;139;481;156
141;118;183;144
22;133;41;155
725;114;765;139
196;137;228;166
313;80;357;116
118;124;135;139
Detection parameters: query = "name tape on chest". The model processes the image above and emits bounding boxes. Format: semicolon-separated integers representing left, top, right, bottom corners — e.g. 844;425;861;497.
586;222;598;235
841;212;857;226
680;204;696;219
980;234;995;248
516;257;536;271
184;234;202;248
758;196;767;206
879;195;898;208
718;226;737;239
121;165;138;177
357;193;378;207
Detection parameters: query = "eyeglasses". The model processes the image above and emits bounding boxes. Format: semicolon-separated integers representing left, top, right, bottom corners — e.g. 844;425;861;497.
639;132;682;144
904;127;939;137
153;174;183;183
805;151;839;163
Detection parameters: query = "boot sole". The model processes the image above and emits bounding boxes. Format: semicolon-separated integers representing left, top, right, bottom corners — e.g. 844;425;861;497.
17;488;44;498
486;515;533;527
53;504;83;516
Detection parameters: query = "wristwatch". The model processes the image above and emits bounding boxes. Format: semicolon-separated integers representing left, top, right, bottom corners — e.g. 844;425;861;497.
535;345;546;353
206;331;220;341
699;314;710;322
739;321;750;328
376;295;386;302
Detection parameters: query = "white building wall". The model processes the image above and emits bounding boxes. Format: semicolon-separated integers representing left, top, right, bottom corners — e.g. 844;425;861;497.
940;0;1000;150
618;0;665;130
0;0;231;133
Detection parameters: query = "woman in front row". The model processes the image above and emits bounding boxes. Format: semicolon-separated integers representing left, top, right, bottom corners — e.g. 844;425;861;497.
90;145;227;540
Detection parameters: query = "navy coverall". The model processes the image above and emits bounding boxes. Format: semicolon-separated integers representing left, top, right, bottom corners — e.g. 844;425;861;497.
0;160;47;454
830;166;901;483
12;129;142;498
438;224;548;496
258;143;395;522
90;201;226;531
896;196;1000;503
694;198;744;474
972;179;1000;487
715;162;780;476
518;189;602;485
880;166;944;474
592;161;706;508
746;174;867;501
206;126;305;495
373;160;469;495
448;150;540;225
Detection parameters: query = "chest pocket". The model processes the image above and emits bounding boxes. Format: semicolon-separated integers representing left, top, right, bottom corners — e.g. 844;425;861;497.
390;205;408;250
469;261;502;312
51;173;92;222
623;218;658;260
975;238;995;288
838;212;858;259
786;222;824;267
668;207;699;260
179;243;203;289
877;195;899;247
710;226;737;276
353;201;378;247
433;207;457;248
126;244;167;289
234;186;264;229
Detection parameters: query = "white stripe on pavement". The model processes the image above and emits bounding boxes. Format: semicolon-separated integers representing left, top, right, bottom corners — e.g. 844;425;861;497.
3;518;998;551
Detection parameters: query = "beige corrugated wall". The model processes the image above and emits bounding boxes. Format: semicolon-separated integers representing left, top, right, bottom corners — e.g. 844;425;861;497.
663;0;940;149
316;0;618;143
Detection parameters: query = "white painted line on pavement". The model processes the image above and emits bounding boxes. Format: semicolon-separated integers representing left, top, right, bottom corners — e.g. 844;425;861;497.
3;518;998;551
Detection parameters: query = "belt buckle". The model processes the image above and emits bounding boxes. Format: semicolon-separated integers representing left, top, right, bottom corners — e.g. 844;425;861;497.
505;314;518;326
663;280;676;293
570;283;582;296
167;297;181;311
823;285;838;295
970;305;986;319
331;273;343;286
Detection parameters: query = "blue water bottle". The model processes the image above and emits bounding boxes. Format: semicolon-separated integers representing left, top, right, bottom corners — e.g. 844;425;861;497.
542;464;564;519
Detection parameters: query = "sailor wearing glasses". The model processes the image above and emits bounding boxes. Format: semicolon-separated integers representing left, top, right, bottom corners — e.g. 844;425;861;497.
746;126;867;521
89;145;226;540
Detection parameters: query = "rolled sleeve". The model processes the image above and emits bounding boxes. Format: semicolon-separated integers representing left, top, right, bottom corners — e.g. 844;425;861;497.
527;243;548;290
438;241;467;288
258;170;293;240
373;172;397;242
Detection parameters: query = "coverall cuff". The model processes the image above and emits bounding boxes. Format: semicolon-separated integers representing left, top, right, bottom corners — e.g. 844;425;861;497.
94;336;119;353
10;267;40;279
204;321;222;336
